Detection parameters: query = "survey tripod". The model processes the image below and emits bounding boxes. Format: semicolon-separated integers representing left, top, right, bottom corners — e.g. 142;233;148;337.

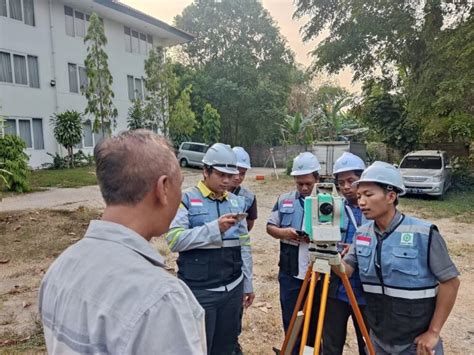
277;243;376;355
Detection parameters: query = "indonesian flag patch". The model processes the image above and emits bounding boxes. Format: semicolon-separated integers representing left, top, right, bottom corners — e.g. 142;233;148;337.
190;199;204;207
356;235;371;246
282;199;294;208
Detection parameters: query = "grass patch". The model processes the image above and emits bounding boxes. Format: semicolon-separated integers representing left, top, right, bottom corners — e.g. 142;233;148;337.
29;166;97;189
0;208;101;263
0;314;45;353
400;190;474;220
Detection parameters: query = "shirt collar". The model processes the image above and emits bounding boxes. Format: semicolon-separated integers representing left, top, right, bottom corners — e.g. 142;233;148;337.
198;180;229;201
374;210;404;237
84;220;166;267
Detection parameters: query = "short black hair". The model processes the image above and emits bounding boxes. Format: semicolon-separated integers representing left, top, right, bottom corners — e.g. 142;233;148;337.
334;169;363;181
374;182;400;206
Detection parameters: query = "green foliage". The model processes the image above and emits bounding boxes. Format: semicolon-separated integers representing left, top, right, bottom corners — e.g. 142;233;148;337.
355;84;419;154
84;12;117;136
50;110;83;168
422;114;473;143
175;0;297;146
144;49;179;138
127;99;146;130
170;85;198;146
279;113;313;145
29;165;97;189
44;151;94;170
451;155;474;192
201;104;221;144
0;134;30;192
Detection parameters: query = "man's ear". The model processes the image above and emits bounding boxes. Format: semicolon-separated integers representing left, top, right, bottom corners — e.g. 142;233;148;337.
154;175;168;206
387;190;397;204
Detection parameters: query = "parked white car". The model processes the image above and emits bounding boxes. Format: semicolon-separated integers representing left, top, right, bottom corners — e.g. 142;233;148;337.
398;150;452;198
177;142;209;168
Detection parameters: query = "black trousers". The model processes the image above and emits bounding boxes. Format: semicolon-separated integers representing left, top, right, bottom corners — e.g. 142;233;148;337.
323;297;368;355
191;282;243;355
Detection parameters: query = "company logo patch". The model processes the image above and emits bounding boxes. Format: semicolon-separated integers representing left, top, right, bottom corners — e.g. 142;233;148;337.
400;232;414;246
230;199;239;207
282;199;294;208
190;199;203;207
356;235;371;246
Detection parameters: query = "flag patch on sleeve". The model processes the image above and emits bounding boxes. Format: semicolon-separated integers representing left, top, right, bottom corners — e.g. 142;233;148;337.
356;235;371;246
190;199;203;207
282;199;293;208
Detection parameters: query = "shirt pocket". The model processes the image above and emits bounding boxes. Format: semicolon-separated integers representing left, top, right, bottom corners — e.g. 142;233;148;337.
391;247;419;276
184;255;209;281
356;246;372;273
188;207;209;227
279;207;295;227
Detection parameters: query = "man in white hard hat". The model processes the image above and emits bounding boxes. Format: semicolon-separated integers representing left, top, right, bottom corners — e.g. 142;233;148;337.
324;152;369;355
267;152;323;351
166;143;254;355
335;161;460;355
228;147;257;355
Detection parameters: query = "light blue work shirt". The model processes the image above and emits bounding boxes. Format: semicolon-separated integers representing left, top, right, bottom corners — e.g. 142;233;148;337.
39;220;206;355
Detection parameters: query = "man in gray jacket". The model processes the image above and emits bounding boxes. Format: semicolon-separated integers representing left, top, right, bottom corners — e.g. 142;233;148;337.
39;130;207;354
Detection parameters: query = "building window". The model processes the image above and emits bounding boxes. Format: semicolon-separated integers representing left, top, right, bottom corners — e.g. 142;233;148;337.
4;118;44;150
0;0;35;26
127;75;145;101
124;26;153;55
0;51;13;83
68;63;78;93
64;6;93;37
68;63;87;93
0;51;39;87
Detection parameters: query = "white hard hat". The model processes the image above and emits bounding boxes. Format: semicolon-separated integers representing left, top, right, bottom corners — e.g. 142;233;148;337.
333;152;366;175
353;161;406;194
232;146;251;169
291;152;321;176
202;143;239;174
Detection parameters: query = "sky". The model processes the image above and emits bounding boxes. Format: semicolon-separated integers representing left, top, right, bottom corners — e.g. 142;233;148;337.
122;0;359;92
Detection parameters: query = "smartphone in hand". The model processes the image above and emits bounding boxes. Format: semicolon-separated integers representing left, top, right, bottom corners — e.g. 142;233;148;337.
233;212;248;222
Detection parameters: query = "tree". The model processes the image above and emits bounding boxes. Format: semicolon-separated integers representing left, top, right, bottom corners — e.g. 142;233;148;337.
175;0;297;146
0;134;30;192
354;84;419;153
201;104;221;144
169;85;198;145
144;48;178;138
278;113;313;145
127;99;145;130
50;110;83;168
84;12;118;136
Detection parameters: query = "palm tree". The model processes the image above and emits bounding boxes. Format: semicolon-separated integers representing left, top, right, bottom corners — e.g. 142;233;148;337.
278;113;314;145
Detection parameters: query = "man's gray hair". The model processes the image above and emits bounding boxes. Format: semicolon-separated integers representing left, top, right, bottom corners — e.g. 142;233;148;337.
94;130;178;205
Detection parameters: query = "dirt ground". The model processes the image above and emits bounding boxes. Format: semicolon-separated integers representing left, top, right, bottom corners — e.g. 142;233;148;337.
0;176;473;354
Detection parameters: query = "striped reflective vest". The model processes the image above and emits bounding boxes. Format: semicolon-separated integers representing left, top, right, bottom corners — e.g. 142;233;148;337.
355;215;438;345
276;191;304;276
177;187;246;289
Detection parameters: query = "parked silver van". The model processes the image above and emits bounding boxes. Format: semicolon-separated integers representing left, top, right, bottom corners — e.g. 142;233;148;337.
399;150;452;198
177;142;209;168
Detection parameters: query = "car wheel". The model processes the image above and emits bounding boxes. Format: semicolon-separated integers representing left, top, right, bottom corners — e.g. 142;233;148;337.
180;158;188;168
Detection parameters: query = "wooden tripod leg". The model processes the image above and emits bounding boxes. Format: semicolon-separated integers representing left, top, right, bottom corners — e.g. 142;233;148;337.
281;266;312;354
299;271;318;355
313;273;330;355
339;273;375;355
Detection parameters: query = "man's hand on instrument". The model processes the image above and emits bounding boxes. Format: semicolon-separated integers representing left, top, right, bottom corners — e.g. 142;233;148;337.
329;253;346;275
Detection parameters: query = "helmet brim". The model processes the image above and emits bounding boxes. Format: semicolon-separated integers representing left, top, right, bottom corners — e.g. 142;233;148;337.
214;166;239;174
236;163;251;170
291;168;319;176
352;179;406;195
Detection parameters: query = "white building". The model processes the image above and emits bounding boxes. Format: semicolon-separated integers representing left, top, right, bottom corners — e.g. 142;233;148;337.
0;0;193;168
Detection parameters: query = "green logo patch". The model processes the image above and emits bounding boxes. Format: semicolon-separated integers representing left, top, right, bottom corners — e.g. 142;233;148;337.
400;232;414;246
230;199;239;207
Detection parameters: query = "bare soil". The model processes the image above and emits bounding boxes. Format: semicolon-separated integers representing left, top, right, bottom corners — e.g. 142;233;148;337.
0;176;473;354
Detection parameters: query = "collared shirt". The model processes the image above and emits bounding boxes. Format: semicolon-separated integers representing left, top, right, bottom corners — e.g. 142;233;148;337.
198;180;228;200
39;220;206;355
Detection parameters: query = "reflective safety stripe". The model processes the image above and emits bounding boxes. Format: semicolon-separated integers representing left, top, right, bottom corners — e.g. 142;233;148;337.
166;227;184;249
240;234;251;246
222;239;241;248
281;239;299;246
206;273;244;292
362;284;439;299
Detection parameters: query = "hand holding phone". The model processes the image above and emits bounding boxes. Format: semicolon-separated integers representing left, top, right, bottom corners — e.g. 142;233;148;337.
232;212;248;222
